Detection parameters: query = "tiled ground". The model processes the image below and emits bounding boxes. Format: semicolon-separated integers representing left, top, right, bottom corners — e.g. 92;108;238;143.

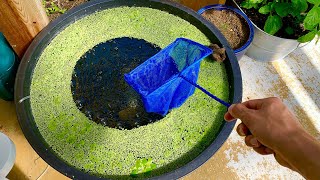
1;39;319;180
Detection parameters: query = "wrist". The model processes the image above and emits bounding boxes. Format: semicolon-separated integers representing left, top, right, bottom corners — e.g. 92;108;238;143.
274;127;320;179
273;126;308;153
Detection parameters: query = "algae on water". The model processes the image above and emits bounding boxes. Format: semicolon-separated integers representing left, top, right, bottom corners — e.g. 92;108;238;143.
30;7;229;178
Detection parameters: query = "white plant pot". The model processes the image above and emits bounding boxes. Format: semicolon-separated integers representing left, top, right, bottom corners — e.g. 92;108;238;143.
233;0;305;62
0;132;16;179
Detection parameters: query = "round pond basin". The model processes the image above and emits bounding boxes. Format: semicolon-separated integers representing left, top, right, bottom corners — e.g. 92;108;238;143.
15;0;242;179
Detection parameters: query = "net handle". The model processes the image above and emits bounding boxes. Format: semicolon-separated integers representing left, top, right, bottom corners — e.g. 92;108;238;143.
181;76;231;108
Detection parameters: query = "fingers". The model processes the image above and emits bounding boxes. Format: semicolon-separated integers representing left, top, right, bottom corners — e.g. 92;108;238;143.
244;135;274;155
236;123;250;136
228;104;256;125
274;153;300;172
274;153;292;169
253;146;274;155
242;99;265;110
224;105;240;122
245;135;261;148
224;99;265;122
228;104;250;119
224;111;235;121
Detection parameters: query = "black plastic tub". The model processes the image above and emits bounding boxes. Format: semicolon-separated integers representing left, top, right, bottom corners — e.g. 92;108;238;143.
15;0;242;179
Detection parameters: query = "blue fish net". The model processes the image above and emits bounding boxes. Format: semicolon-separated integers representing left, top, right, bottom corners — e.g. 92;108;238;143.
124;38;212;116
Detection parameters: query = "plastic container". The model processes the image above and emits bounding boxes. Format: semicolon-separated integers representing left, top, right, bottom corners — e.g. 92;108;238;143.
0;132;16;179
0;33;18;101
198;4;254;60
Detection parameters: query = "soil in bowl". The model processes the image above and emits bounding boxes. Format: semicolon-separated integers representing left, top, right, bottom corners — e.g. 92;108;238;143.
201;9;250;50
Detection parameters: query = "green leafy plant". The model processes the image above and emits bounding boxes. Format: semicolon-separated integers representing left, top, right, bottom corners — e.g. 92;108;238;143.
240;0;320;43
130;158;157;177
42;0;67;15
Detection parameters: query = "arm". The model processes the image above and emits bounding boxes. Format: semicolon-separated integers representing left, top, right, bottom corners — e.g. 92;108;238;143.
224;97;320;180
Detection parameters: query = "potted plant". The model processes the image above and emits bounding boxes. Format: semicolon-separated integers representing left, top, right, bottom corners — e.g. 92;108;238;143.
233;0;320;61
198;4;255;61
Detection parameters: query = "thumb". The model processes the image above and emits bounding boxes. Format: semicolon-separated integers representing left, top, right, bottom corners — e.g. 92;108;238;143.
228;103;252;120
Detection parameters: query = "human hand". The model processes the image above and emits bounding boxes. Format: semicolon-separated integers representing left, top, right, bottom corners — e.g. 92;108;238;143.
224;97;304;171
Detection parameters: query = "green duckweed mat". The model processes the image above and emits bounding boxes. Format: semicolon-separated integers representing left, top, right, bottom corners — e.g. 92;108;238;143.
30;7;229;178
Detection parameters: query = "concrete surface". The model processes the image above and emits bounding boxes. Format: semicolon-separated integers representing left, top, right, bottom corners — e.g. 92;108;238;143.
0;40;319;179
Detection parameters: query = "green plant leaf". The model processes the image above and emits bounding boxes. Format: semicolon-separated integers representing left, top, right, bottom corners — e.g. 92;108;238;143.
307;0;320;5
259;5;271;14
275;3;292;17
295;14;307;24
297;31;317;42
304;7;320;30
142;158;148;164
241;0;257;9
269;2;276;10
264;15;283;35
45;1;67;14
249;0;264;3
130;169;139;177
150;163;157;169
135;159;141;168
241;0;263;9
145;167;153;173
291;0;308;13
285;27;295;35
60;9;67;14
146;158;153;165
130;158;157;177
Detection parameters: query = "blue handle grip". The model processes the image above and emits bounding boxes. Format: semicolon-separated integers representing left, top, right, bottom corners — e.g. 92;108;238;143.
181;76;231;108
